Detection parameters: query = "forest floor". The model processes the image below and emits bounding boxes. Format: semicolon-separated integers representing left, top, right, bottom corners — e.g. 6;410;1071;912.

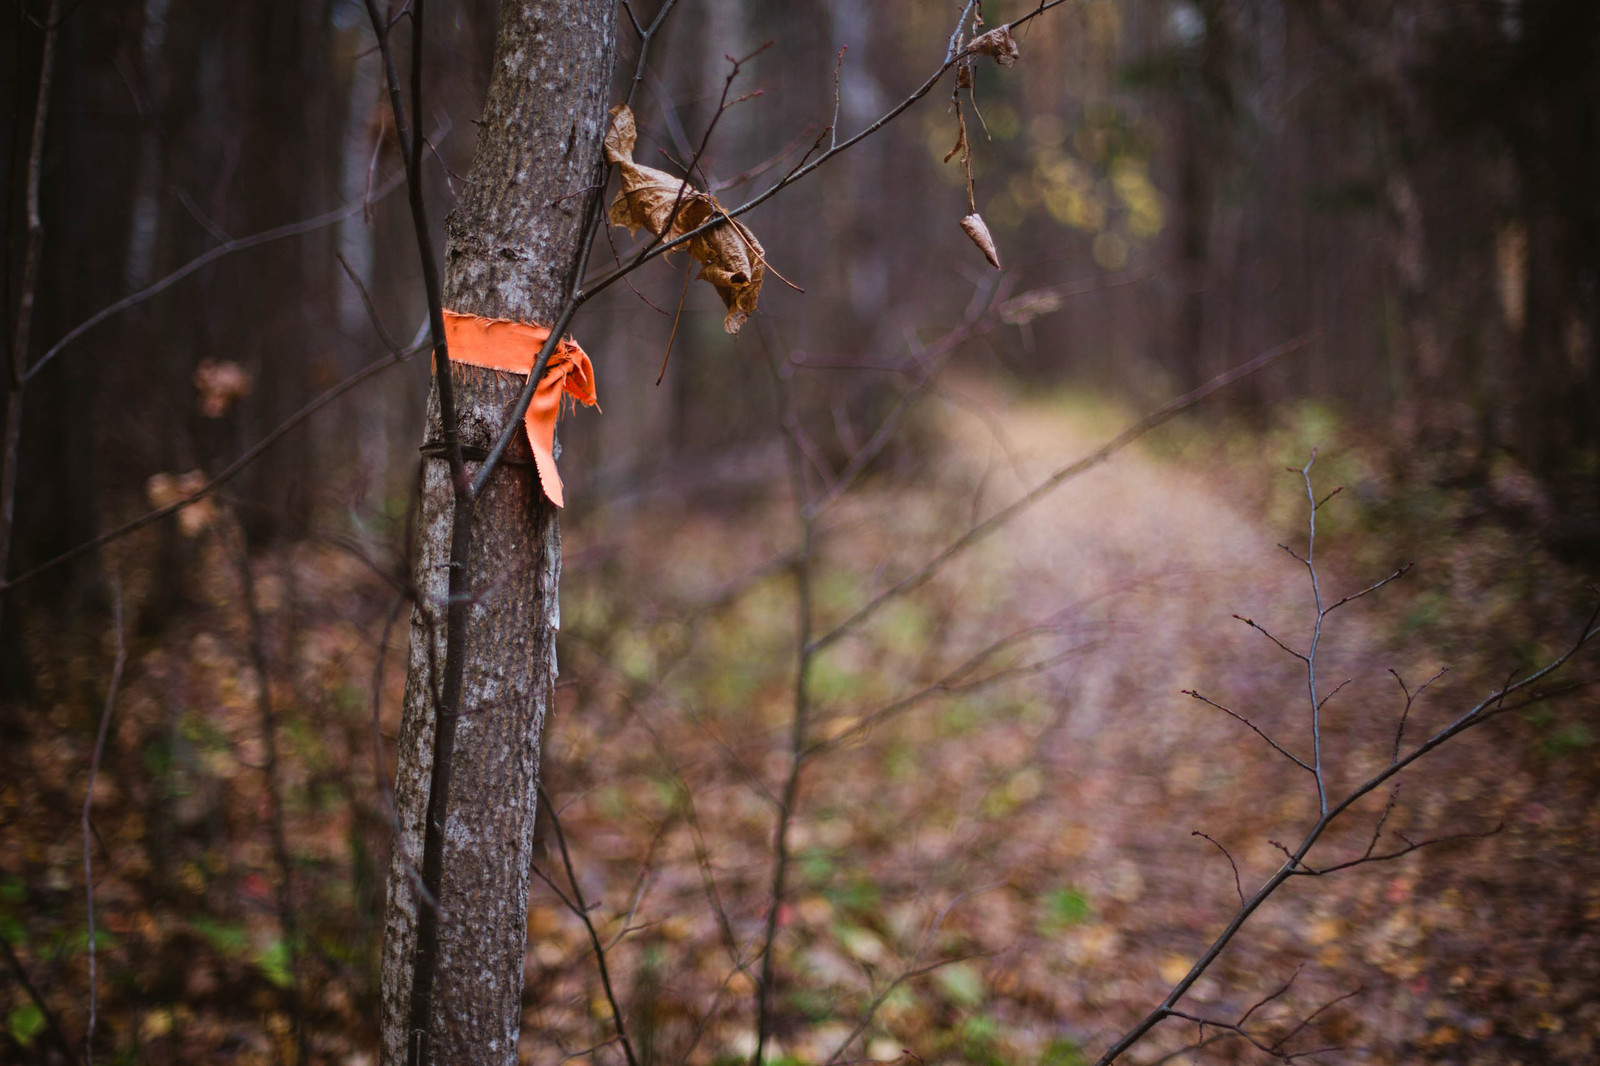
4;379;1599;1065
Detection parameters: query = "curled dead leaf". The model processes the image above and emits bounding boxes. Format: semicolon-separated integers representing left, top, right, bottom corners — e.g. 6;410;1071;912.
961;213;1002;270
604;104;766;334
969;25;1020;67
943;122;968;165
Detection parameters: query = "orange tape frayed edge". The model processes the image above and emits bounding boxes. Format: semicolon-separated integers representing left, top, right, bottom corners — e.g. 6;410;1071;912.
442;309;598;508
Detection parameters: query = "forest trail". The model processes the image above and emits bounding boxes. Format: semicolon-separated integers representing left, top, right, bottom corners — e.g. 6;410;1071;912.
546;382;1533;1065
9;381;1590;1066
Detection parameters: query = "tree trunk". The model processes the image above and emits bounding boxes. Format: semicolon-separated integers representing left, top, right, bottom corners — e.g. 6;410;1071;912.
379;3;615;1063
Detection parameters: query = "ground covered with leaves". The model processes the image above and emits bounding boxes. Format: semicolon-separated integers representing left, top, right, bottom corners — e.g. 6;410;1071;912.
4;385;1599;1065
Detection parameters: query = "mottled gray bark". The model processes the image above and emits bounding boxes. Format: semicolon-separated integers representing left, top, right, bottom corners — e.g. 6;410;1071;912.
379;3;616;1064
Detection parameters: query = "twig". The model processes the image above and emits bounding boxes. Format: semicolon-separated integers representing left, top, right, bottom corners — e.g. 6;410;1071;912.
1388;667;1446;763
0;930;82;1066
751;319;818;1066
830;46;846;149
1233;614;1306;662
1238;965;1302;1027
24;167;411;383
1324;564;1413;615
1182;690;1313;772
537;787;641;1066
337;250;405;355
807;627;1094;758
1287;822;1503;877
0;0;62;640
231;520;308;1065
81;580;125;1065
822;889;986;1065
1270;985;1363;1052
1163;1008;1337;1062
805;275;1002;518
1191;831;1244;906
1091;500;1600;1066
0;333;425;597
358;6;478;1056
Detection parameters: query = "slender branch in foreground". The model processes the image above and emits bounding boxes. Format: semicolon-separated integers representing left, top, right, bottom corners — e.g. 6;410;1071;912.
0;334;424;597
535;787;641;1066
751;320;819;1066
82;581;126;1066
25;168;410;384
0;929;83;1066
0;0;62;639
1154;979;1361;1064
231;519;308;1065
1091;468;1600;1065
1389;666;1446;762
464;0;677;500
360;5;476;1057
1191;831;1244;907
809;335;1315;656
822;889;987;1066
1182;689;1314;773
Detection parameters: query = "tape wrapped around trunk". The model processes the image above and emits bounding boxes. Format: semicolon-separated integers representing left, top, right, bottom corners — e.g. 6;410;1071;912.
442;309;598;508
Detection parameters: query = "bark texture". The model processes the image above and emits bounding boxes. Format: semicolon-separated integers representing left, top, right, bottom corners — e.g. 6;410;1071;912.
379;3;615;1063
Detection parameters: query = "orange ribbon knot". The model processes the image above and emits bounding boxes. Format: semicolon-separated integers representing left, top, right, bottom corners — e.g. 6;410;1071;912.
442;309;598;508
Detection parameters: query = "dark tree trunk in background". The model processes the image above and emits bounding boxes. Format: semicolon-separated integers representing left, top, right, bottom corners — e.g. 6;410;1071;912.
378;2;615;1063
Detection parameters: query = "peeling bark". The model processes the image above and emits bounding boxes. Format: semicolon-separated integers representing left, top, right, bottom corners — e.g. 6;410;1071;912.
379;3;615;1063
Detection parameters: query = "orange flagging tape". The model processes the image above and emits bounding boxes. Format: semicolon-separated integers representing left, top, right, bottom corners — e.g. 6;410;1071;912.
442;309;598;508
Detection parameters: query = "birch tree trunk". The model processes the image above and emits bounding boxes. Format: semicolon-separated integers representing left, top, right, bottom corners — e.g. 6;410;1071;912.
379;3;615;1063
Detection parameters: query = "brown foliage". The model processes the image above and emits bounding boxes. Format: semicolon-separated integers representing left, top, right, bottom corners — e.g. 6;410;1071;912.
604;104;765;334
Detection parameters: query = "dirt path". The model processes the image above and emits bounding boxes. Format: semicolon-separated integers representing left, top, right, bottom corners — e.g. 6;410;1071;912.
547;385;1511;1066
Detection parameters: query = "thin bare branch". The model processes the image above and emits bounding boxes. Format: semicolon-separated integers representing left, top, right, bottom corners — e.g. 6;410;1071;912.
1324;563;1413;615
26;166;411;383
1316;677;1353;710
538;786;641;1066
1233;613;1307;662
1191;831;1244;907
1389;666;1446;763
0;0;62;640
751;322;819;1066
1182;689;1314;773
1238;966;1303;1027
1092;490;1600;1065
1288;822;1503;877
0;333;424;597
82;580;125;1065
823;888;990;1066
0;930;83;1066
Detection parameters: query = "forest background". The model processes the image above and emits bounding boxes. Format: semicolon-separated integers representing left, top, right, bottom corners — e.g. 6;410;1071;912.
3;1;1600;1064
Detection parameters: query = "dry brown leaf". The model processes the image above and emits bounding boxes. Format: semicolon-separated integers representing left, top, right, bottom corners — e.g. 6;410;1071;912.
943;122;968;165
961;212;1002;269
604;104;766;334
969;25;1020;67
